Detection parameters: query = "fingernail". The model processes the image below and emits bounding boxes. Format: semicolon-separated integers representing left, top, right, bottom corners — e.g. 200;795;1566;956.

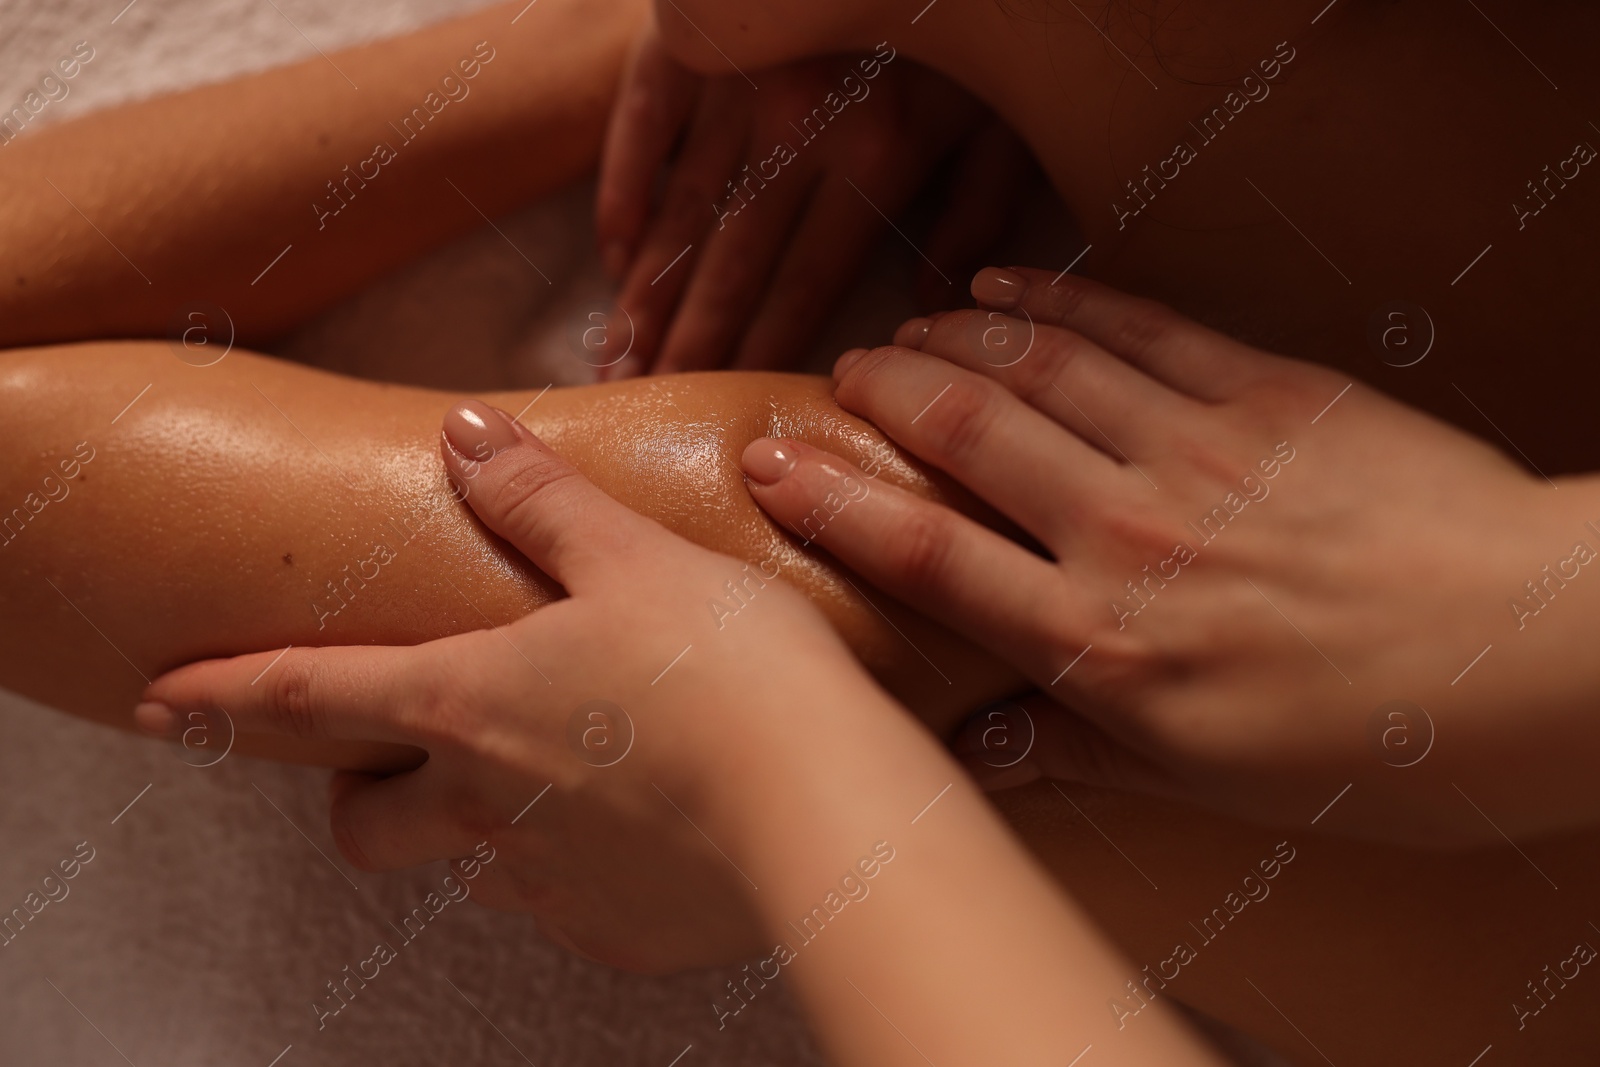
133;701;177;737
971;266;1025;309
741;438;800;485
602;242;630;281
833;347;868;381
444;400;521;463
894;318;933;350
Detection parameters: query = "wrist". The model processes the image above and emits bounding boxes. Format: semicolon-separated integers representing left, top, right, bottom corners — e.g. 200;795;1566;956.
1425;469;1600;836
694;678;965;920
1524;472;1600;649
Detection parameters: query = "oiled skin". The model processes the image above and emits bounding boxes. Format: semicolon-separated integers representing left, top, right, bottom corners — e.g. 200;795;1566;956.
0;343;1018;767
3;342;1598;1063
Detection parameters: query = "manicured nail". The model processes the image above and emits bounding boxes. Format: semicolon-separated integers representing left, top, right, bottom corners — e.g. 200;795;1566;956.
894;318;933;350
444;400;521;463
971;266;1026;309
833;347;869;381
741;438;800;485
133;701;177;737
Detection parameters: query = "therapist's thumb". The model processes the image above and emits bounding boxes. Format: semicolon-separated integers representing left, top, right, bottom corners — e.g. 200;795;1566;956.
441;400;656;590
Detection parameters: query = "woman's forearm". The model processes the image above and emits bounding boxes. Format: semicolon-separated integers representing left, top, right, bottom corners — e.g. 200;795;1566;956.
0;0;645;348
720;697;1223;1065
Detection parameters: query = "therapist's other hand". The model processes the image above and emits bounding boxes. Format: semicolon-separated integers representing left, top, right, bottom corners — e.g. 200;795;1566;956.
741;268;1600;845
594;23;1025;375
138;400;895;972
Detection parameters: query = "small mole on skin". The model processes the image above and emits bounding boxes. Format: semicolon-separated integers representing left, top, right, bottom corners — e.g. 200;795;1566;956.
14;277;24;287
282;552;294;565
317;133;330;148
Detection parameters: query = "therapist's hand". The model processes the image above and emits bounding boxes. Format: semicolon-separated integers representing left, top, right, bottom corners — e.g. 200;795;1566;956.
740;267;1600;845
137;400;903;973
594;22;1028;375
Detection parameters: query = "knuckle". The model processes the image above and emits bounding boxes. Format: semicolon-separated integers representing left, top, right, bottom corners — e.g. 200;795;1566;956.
494;452;586;531
1166;429;1243;485
1097;502;1188;560
1015;326;1091;399
500;864;562;914
1035;600;1087;657
929;307;984;346
402;661;468;747
449;794;505;850
783;460;866;541
919;378;1001;466
976;312;1038;365
1103;298;1181;361
1234;362;1340;418
1073;630;1168;714
329;807;378;872
834;345;900;405
891;506;962;591
1036;273;1092;323
267;655;323;739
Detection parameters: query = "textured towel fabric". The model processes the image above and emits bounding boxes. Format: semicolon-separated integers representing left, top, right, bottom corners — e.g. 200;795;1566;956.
0;688;826;1066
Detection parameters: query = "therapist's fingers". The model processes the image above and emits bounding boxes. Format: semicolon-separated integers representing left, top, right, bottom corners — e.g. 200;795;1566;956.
828;346;1131;545
731;176;896;371
893;309;1200;462
441;400;660;592
608;84;748;377
594;29;703;280
137;643;445;746
969;266;1272;400
652;168;816;373
741;438;1093;684
327;765;473;872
